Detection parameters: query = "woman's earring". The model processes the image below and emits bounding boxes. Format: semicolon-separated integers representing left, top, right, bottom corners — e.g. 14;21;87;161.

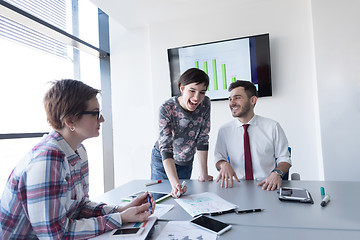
70;127;75;132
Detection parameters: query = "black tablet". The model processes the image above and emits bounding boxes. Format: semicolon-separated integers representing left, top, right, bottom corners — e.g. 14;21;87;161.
278;187;314;204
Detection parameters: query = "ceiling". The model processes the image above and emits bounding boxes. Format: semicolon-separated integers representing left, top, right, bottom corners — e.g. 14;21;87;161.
89;0;256;29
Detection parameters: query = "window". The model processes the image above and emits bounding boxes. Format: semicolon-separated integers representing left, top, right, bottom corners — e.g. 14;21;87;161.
0;0;112;198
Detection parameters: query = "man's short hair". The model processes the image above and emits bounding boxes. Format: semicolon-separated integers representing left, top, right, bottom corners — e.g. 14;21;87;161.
228;80;258;98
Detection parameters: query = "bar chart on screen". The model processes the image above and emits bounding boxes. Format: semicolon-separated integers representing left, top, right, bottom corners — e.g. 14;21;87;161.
179;38;253;100
195;60;238;89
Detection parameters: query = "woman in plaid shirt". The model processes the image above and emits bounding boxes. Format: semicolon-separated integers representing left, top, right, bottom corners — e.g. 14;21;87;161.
0;80;155;239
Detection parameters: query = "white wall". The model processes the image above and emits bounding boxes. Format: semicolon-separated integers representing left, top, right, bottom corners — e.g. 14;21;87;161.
109;24;157;185
108;0;330;187
101;0;360;188
311;0;360;180
148;0;323;181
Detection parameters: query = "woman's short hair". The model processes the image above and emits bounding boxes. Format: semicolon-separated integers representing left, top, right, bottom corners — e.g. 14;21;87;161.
44;79;100;130
177;68;210;90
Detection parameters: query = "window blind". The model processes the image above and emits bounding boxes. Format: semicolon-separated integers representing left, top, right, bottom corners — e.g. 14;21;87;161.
0;0;67;58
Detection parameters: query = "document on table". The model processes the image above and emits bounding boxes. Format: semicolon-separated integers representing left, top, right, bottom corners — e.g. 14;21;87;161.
156;221;217;240
152;204;174;218
174;192;237;217
90;215;157;240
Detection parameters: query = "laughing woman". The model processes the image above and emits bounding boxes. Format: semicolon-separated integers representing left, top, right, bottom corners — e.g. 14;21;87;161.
151;68;213;198
0;80;155;239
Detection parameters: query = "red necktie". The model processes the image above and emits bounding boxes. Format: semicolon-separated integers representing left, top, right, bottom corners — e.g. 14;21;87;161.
243;124;253;180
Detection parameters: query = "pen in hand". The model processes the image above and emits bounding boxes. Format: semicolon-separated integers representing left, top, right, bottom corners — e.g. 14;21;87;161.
176;181;186;198
147;194;153;214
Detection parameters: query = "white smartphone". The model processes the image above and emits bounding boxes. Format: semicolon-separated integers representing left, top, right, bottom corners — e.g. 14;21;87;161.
110;227;144;237
190;215;232;235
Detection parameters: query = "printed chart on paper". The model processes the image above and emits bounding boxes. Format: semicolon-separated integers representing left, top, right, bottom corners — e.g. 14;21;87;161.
155;221;217;240
174;192;237;217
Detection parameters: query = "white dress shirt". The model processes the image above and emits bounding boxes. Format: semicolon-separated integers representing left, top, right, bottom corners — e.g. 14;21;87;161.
214;115;291;180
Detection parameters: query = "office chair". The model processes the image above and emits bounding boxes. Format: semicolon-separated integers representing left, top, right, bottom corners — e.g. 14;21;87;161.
290;173;301;180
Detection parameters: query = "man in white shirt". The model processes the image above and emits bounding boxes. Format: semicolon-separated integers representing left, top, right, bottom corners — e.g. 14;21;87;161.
214;80;291;191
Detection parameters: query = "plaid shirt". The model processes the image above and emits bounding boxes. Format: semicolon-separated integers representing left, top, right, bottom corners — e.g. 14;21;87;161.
0;131;122;239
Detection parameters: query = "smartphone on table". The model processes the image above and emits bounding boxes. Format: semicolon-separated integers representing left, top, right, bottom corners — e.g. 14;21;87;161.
110;227;144;237
190;215;232;235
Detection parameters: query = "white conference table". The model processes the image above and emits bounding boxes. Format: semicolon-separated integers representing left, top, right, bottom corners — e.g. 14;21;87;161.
95;179;360;239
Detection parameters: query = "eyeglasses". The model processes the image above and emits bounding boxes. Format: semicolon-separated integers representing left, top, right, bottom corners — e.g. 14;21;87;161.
79;110;102;120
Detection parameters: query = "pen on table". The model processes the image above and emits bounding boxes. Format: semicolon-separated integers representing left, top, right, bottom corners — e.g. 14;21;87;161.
320;194;330;207
147;194;153;214
176;181;186;198
210;209;236;216
145;180;162;187
196;208;264;217
235;208;264;214
193;209;235;218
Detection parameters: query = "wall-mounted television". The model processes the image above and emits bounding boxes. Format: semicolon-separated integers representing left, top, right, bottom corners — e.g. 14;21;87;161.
167;33;272;100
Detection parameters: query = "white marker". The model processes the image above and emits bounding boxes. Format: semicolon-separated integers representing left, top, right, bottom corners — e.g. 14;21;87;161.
320;194;330;207
176;181;186;198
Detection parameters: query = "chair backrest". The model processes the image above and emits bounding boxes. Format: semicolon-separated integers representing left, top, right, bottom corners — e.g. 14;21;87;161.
290;173;301;180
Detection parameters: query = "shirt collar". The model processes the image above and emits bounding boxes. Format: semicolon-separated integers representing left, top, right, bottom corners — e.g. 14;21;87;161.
50;130;81;166
235;114;258;127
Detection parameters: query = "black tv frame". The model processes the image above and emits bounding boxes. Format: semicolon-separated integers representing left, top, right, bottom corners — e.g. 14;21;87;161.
167;33;272;100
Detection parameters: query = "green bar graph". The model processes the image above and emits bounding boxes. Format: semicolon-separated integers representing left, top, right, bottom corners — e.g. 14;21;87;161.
222;64;227;89
204;61;209;91
193;59;237;91
203;61;208;74
212;59;218;90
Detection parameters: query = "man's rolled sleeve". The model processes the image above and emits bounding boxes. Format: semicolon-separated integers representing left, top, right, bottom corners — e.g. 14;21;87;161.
274;123;292;166
214;128;228;166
